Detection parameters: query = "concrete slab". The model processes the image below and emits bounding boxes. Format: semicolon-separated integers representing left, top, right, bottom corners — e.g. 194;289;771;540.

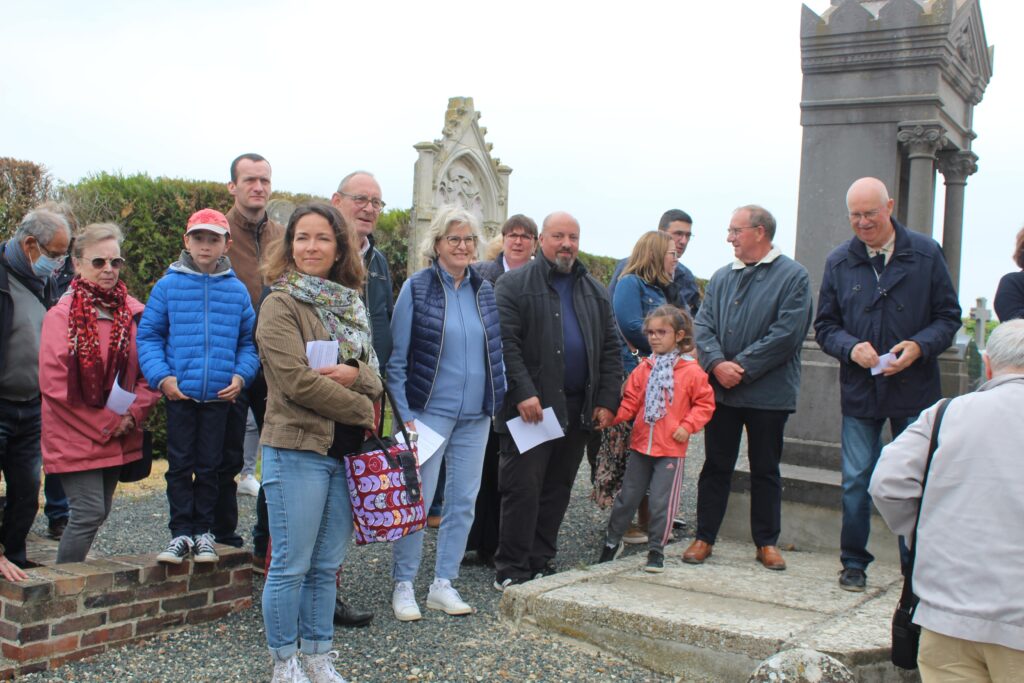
500;539;917;682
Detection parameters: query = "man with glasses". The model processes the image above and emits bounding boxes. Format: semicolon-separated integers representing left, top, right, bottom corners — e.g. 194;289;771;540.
685;205;812;571
815;177;960;591
492;211;622;590
327;170;394;628
608;209;700;316
0;209;72;581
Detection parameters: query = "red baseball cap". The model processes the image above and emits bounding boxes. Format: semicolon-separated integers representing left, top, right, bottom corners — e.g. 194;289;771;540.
186;208;230;236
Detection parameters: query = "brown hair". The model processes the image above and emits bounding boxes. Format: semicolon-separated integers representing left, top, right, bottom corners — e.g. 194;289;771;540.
1013;225;1024;270
621;231;673;287
643;304;695;354
261;203;364;289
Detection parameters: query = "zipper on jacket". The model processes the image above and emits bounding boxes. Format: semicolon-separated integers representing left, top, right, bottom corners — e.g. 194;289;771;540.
421;268;447;408
201;275;210;399
476;287;496;418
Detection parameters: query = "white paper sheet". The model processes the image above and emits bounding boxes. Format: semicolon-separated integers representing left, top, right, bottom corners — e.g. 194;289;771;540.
305;340;339;370
870;352;898;376
105;373;137;415
395;419;446;465
506;407;564;453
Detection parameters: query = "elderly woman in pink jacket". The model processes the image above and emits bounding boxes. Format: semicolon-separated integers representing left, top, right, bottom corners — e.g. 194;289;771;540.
39;223;160;563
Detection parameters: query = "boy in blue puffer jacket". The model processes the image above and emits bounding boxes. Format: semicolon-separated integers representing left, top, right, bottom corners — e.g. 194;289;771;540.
138;208;258;564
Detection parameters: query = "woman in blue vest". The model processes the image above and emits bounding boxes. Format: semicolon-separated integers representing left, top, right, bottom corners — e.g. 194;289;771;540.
386;205;506;621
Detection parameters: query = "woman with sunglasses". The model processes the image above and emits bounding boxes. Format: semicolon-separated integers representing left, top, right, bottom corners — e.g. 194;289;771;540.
385;205;506;621
39;223;160;563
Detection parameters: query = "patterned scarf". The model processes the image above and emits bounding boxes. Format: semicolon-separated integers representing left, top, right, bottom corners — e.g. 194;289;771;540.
66;276;133;407
272;270;379;371
644;351;681;426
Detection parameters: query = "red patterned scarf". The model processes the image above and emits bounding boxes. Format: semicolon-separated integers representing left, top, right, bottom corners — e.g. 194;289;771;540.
66;276;133;407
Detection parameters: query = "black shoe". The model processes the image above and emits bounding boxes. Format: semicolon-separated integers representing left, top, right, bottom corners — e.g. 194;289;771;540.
47;517;68;540
532;562;557;580
838;567;867;592
644;550;665;573
333;599;373;627
598;541;624;564
493;575;531;592
672;517;687;530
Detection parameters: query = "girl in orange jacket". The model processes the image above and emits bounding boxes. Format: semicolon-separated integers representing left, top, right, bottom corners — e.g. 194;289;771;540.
597;305;715;572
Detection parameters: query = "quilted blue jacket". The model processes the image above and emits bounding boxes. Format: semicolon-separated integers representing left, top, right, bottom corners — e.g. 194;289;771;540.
137;253;258;402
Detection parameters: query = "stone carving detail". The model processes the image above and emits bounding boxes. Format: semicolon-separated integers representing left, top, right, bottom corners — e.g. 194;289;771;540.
937;150;979;182
436;158;484;222
897;123;947;158
955;24;977;74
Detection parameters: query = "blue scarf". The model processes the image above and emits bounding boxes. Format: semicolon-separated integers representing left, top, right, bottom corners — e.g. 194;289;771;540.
2;239;45;296
643;351;680;426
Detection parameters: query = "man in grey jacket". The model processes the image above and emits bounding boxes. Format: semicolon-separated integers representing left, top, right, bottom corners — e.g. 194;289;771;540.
870;319;1024;678
685;205;812;571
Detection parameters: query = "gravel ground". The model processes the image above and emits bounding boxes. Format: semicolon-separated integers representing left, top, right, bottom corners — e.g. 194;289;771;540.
20;435;710;683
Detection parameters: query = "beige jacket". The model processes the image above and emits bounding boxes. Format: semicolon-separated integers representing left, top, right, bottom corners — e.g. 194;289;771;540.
256;291;382;455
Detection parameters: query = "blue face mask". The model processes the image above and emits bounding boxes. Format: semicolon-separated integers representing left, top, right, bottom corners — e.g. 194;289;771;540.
31;251;64;278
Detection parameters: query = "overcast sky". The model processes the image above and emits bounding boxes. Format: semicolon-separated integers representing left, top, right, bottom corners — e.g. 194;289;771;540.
3;0;1020;313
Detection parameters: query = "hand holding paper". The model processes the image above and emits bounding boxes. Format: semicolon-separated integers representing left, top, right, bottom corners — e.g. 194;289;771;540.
105;373;137;415
395;419;445;465
506;407;564;453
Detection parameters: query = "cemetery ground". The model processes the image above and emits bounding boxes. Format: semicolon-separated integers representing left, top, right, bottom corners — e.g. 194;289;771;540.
5;449;708;683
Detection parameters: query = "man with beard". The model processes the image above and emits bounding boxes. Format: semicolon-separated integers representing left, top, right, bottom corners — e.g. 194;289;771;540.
492;211;622;589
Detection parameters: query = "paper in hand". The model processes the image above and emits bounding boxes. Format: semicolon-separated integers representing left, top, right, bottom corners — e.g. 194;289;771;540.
105;373;137;415
305;340;339;370
506;407;563;453
395;419;446;465
871;352;898;376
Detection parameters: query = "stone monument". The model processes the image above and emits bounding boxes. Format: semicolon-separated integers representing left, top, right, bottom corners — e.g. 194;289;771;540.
719;0;993;555
409;97;512;273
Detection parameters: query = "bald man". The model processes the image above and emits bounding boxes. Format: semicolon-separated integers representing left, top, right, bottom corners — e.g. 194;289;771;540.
492;212;622;590
814;177;960;592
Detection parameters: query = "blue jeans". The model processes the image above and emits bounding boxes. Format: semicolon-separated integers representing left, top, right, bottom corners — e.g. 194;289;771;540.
261;446;351;662
0;397;42;566
44;473;69;522
392;413;490;583
840;414;913;570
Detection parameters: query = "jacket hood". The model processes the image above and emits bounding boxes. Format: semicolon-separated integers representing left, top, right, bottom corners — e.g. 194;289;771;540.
169;250;234;277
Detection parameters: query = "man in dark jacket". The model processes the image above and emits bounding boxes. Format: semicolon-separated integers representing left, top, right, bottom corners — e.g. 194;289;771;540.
686;205;813;572
0;209;71;581
492;211;622;589
814;177;960;592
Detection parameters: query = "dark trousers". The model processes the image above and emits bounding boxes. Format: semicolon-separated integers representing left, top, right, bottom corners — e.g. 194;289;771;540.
495;408;590;580
248;374;270;558
165;400;231;538
466;428;501;559
695;404;789;547
212;391;249;547
0;397;42;566
44;473;69;522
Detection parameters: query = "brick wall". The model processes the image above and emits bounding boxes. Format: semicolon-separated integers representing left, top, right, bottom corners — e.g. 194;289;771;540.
0;546;252;678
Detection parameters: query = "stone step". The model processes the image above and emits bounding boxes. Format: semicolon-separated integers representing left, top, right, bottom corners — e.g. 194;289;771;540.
499;539;918;682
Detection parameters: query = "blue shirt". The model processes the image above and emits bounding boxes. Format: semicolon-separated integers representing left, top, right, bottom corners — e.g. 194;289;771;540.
387;268;487;421
550;271;588;395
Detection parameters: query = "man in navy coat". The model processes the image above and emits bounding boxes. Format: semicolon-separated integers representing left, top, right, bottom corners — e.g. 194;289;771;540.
814;177;961;592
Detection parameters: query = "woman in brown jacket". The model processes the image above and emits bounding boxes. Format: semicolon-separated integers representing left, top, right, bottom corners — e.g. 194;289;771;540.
255;203;382;683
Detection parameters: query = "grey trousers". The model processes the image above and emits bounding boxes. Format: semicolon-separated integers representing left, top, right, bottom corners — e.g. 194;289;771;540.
56;466;120;564
605;450;685;553
241;408;260;477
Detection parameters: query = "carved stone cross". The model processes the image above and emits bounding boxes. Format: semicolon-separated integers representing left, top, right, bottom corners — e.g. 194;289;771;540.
969;297;991;350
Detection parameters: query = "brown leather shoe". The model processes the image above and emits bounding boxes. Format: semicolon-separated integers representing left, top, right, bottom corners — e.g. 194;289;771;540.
756;545;787;571
682;540;713;564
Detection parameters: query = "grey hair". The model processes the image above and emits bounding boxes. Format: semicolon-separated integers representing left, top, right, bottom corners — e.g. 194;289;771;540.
420;205;482;264
734;204;776;241
337;170;376;193
73;223;124;259
985;320;1024;374
13;209;71;247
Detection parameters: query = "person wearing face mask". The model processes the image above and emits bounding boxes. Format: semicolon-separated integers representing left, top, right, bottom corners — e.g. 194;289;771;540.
0;209;72;581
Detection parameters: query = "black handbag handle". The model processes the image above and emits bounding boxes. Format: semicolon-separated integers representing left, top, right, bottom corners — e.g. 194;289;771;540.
362;381;422;504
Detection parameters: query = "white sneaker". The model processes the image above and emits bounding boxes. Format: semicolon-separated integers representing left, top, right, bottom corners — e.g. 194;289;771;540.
426;578;473;615
238;474;260;497
302;651;347;683
391;581;421;621
271;655;311;683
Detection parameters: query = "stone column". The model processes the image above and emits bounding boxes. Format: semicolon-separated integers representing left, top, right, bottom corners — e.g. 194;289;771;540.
936;150;979;293
897;122;947;235
410;141;440;274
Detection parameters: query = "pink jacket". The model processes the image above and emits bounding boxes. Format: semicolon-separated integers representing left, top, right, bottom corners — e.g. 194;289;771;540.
40;294;161;474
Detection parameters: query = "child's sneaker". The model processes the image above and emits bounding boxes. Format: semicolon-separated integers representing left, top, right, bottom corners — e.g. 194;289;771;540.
644;549;665;573
597;541;624;563
193;533;219;563
157;535;193;564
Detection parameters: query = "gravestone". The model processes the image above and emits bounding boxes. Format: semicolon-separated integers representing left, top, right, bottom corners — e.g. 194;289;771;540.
409;97;512;273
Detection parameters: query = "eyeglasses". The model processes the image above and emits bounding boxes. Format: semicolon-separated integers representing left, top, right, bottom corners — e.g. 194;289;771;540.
338;192;386;211
848;209;882;221
88;257;125;269
443;236;478;247
727;226;759;237
505;232;536;242
32;238;68;264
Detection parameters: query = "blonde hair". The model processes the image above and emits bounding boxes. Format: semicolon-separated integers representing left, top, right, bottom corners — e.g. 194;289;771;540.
419;205;482;264
73;223;123;258
621;231;672;287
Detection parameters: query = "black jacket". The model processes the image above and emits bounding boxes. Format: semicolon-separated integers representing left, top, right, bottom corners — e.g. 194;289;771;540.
364;233;395;367
494;255;622;432
0;241;58;377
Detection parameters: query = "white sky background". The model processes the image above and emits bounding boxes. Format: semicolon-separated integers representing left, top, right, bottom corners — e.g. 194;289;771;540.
2;0;1020;313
